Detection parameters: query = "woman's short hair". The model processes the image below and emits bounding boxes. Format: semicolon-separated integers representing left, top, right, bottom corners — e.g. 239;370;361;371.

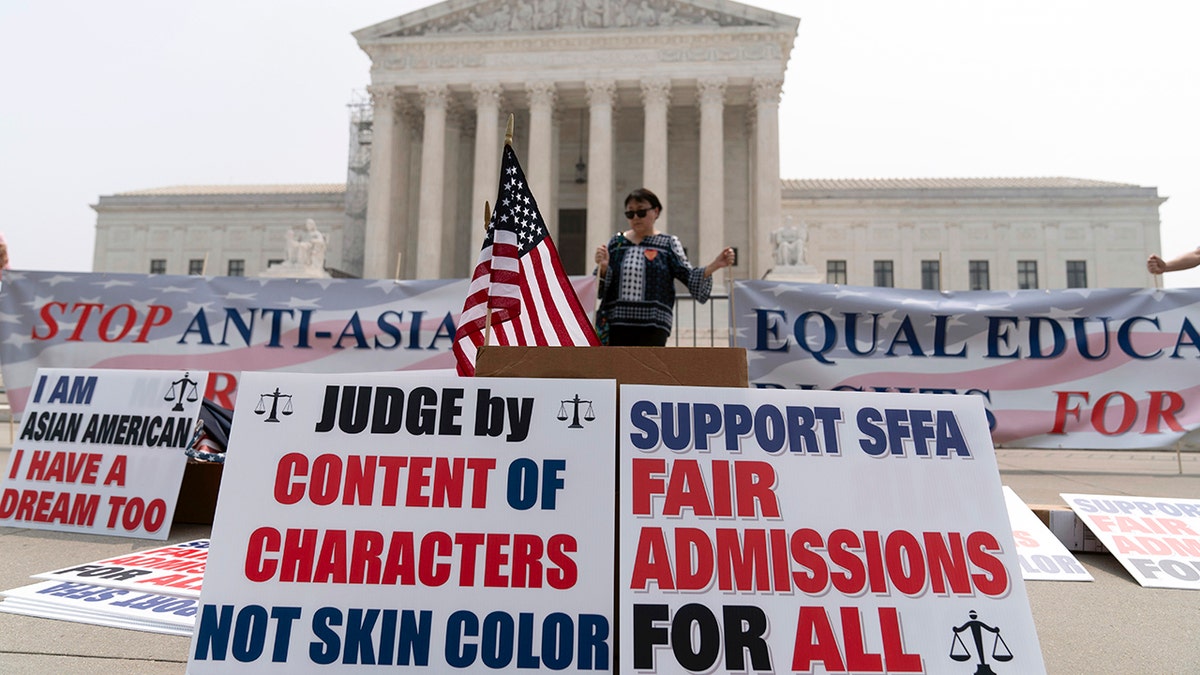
624;187;663;212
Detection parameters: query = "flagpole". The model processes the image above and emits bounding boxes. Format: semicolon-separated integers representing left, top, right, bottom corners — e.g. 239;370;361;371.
393;252;402;280
482;200;494;350
484;113;513;351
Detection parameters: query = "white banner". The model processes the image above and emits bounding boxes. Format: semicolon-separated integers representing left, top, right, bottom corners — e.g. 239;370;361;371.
189;372;616;672
0;270;596;415
1063;493;1200;590
734;280;1200;449
0;369;205;539
1003;487;1092;582
619;385;1045;674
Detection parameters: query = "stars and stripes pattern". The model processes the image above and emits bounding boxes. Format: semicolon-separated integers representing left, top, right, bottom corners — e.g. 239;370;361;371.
733;280;1200;449
454;143;598;375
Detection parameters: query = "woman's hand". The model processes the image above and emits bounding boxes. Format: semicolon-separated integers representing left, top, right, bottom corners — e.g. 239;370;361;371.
594;245;609;275
704;247;736;277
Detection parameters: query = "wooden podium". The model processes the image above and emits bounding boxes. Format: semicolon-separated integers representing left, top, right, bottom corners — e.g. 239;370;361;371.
475;345;748;387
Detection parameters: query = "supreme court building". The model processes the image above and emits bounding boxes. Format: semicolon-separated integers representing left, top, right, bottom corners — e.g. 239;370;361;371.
92;0;1165;291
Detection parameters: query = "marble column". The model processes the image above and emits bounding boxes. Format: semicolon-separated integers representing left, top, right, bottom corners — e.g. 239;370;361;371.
585;80;616;267
364;86;398;278
641;78;671;230
697;78;726;272
416;84;449;279
527;81;557;239
752;77;783;281
470;83;502;260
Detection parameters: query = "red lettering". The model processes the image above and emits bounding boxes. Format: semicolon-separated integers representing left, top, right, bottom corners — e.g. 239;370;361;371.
965;531;1008;596
98;305;137;342
274;453;307;504
546;534;577;589
1051;391;1087;434
135;305;173;342
1146;390;1186;433
792;606;845;672
245;527;281;582
33;302;67;340
1092;391;1137;435
204;372;238;410
67;303;105;341
630;527;674;590
789;528;829;594
349;530;385;583
417;531;452;586
509;533;543;588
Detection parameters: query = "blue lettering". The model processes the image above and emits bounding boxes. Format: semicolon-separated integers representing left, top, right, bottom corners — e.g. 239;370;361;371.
753;308;788;351
629;401;659;450
374;310;404;349
793;311;836;364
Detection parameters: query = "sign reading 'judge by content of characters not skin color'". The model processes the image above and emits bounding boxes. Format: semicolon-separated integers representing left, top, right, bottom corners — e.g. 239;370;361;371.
188;372;615;673
0;368;206;540
619;385;1046;674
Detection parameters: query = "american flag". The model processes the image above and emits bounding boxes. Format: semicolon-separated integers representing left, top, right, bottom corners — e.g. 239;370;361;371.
453;143;599;375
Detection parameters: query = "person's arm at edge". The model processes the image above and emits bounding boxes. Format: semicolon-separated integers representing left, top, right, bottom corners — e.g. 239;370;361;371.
1148;247;1200;274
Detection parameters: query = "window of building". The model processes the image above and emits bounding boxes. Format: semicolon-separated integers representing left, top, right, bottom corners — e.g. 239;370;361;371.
188;259;205;275
1017;260;1038;289
826;260;847;285
267;259;283;268
150;259;166;275
920;260;940;290
873;260;894;288
227;259;245;277
969;260;990;290
1066;260;1088;288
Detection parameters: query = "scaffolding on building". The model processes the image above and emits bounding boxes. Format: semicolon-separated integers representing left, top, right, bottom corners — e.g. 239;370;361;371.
342;90;373;277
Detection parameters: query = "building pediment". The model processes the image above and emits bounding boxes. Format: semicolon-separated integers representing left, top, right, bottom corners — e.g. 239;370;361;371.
354;0;797;40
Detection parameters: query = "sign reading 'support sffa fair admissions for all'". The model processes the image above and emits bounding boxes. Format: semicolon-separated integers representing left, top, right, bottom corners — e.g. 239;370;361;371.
620;385;1045;674
0;368;206;539
188;372;615;673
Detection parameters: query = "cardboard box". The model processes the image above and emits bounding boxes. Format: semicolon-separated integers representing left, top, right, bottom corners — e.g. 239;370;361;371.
173;460;224;525
475;346;748;387
1039;506;1108;553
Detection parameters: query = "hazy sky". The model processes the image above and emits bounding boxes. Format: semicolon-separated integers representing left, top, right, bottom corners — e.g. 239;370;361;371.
3;0;1198;285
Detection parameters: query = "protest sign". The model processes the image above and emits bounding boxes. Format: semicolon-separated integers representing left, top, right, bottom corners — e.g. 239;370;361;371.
188;372;616;672
620;385;1045;674
0;581;197;636
735;280;1200;449
0;368;206;539
1062;492;1200;589
32;539;209;596
1003;487;1092;582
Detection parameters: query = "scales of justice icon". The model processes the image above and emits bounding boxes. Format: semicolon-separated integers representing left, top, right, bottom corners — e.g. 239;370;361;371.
255;388;293;423
949;610;1012;674
557;394;595;428
163;372;199;412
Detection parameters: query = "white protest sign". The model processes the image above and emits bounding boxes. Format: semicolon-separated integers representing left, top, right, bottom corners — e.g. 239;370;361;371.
0;368;206;539
1062;492;1200;590
0;580;198;635
32;539;209;597
1003;486;1092;582
620;385;1045;674
189;372;616;673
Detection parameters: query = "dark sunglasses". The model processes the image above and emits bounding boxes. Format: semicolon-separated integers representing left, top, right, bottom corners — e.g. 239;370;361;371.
624;208;653;219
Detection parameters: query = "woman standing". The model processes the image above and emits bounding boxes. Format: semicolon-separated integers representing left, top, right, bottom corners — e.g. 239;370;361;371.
594;188;735;346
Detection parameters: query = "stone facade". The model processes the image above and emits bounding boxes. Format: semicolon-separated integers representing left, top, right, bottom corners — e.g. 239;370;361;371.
782;178;1164;290
91;185;346;277
90;0;1165;290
